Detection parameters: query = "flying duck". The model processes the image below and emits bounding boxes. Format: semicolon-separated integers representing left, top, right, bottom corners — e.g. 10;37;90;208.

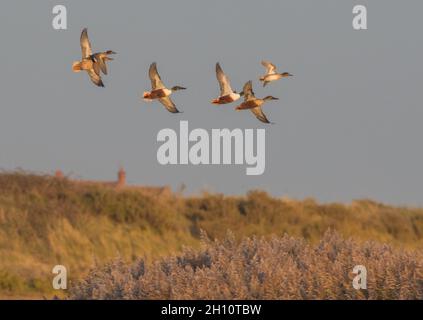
236;80;278;124
211;63;242;104
259;61;292;87
72;28;116;87
143;62;186;113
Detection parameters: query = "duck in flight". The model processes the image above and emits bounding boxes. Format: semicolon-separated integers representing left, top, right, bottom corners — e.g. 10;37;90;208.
72;28;116;87
259;61;292;87
236;80;278;124
211;63;242;105
143;62;186;113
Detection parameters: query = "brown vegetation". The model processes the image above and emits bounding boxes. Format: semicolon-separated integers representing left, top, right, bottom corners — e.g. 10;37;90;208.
1;171;423;298
70;231;423;300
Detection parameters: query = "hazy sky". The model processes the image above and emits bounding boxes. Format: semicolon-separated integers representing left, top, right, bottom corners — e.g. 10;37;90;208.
0;1;422;205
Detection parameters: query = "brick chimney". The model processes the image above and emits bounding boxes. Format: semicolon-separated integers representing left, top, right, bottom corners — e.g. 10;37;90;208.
55;170;64;179
116;167;126;188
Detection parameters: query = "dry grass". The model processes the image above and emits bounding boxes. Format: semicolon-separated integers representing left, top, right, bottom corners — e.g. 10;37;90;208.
70;231;423;300
1;171;423;298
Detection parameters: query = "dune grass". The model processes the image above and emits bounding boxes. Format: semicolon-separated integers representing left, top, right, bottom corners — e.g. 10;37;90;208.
71;231;423;300
1;171;423;298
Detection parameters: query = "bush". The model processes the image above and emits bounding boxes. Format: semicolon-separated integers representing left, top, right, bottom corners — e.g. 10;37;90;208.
70;231;423;300
2;171;423;298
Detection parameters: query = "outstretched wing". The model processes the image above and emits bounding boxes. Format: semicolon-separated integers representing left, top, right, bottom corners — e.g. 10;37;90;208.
149;62;165;90
97;55;108;75
261;60;277;75
92;61;101;76
159;96;180;113
242;80;255;101
251;107;271;124
216;63;233;96
80;28;92;59
87;69;104;87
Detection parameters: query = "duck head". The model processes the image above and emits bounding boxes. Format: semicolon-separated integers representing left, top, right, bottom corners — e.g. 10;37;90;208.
103;50;117;61
171;86;187;91
263;96;279;101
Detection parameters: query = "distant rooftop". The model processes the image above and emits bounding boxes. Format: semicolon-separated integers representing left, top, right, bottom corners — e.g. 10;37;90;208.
53;168;171;196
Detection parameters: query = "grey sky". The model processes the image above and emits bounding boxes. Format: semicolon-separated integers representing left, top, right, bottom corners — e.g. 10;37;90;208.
0;0;422;205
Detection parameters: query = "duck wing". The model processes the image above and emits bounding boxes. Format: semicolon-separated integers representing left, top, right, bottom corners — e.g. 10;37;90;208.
97;55;108;75
159;96;180;113
261;60;277;75
87;68;104;87
251;106;270;124
92;60;101;76
216;63;234;96
80;28;93;59
149;62;165;90
242;80;256;101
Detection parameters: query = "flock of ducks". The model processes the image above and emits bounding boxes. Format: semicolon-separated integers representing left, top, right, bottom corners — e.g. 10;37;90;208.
72;29;293;124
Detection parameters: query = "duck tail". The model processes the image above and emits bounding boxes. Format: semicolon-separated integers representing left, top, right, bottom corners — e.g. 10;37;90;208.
72;61;82;72
143;91;153;102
